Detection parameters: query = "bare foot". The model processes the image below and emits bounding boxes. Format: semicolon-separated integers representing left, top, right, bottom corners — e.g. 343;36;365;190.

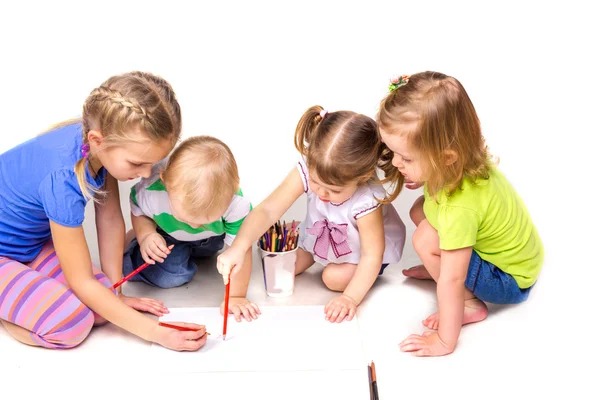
402;265;433;280
422;298;488;330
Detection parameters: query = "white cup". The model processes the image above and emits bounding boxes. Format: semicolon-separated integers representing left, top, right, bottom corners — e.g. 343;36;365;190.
259;247;298;297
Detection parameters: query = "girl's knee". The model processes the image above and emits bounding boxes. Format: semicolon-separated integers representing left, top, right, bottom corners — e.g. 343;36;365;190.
412;223;427;252
409;196;425;226
412;220;438;255
36;308;95;349
322;265;352;292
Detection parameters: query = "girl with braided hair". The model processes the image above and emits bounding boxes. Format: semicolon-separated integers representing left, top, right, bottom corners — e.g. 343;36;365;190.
0;71;207;351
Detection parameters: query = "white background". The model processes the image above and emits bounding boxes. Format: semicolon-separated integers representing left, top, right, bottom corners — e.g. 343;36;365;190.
1;0;598;397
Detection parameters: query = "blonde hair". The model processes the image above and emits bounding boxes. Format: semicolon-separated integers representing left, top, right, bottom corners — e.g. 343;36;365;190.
294;105;401;203
161;136;239;219
42;71;182;201
377;71;492;200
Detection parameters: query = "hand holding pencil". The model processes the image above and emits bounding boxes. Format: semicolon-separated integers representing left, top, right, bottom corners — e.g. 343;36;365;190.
153;321;209;352
216;245;247;285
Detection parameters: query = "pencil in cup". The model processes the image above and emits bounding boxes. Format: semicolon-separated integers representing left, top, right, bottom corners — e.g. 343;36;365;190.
257;220;299;252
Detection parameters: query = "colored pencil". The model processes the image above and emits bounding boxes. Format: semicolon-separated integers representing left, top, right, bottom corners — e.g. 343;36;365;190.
367;363;373;399
112;245;174;289
222;281;230;340
370;361;379;400
158;322;210;335
257;220;300;252
112;262;149;289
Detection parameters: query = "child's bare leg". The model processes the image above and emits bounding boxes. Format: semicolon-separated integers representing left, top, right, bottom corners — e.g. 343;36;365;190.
294;248;315;275
322;263;357;291
403;196;432;279
0;319;38;347
403;211;434;279
409;195;426;227
412;220;488;328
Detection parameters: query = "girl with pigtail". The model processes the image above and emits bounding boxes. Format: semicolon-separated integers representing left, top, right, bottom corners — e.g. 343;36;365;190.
0;71;208;351
217;106;407;322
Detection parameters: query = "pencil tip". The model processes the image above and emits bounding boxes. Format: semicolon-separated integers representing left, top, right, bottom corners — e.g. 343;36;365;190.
222;335;226;341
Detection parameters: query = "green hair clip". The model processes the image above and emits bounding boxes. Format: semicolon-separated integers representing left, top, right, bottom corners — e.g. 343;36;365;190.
388;75;410;92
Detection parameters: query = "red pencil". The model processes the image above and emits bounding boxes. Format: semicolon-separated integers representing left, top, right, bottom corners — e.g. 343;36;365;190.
158;322;211;336
223;281;230;340
112;245;174;290
158;322;200;332
112;262;150;290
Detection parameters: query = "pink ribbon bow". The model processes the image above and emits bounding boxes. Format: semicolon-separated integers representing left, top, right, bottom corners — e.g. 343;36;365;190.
306;219;352;260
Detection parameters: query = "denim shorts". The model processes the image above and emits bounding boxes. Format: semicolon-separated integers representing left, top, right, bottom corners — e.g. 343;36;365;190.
465;250;532;304
122;229;225;289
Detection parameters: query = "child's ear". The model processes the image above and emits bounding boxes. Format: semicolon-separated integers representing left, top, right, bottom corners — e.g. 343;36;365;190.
87;129;104;148
443;150;458;166
159;170;165;182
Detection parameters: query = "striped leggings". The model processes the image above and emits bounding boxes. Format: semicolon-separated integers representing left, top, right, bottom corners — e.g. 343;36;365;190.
0;241;115;349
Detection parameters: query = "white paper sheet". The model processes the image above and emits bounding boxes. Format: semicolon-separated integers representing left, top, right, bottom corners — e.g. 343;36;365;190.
149;306;367;373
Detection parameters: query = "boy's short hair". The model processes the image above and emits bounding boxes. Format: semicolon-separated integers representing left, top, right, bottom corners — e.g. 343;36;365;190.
161;136;240;218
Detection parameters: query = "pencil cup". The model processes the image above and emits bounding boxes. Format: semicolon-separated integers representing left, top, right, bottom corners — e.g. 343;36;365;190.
259;247;298;297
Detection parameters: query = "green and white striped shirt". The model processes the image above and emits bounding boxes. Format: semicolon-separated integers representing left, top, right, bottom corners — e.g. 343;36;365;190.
129;161;252;246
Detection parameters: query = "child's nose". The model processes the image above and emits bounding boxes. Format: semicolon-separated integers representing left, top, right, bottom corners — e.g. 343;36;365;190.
392;154;403;169
139;166;152;178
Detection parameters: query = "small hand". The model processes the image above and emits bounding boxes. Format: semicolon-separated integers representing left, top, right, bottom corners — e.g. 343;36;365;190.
216;246;246;284
221;297;261;322
324;294;357;323
153;322;208;352
119;293;169;317
398;331;454;357
140;232;173;264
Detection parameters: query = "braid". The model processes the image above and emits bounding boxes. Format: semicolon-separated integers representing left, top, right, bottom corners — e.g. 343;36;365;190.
74;71;181;202
88;86;148;119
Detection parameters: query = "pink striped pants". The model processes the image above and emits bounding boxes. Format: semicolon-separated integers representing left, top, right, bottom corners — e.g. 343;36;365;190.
0;241;115;349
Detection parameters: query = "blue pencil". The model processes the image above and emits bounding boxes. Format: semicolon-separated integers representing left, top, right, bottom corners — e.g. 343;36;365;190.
282;227;288;252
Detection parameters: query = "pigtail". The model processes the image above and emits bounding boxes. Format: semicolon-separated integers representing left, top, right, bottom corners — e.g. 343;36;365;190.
377;141;404;204
294;105;325;157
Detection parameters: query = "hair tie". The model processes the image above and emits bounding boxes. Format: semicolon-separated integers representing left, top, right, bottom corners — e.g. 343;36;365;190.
81;143;90;158
319;109;328;119
388;75;410;92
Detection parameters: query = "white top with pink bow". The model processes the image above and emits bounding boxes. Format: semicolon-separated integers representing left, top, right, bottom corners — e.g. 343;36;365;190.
296;158;406;266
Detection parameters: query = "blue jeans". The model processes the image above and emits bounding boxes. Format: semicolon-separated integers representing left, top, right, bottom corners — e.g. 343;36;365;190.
122;229;225;289
465;250;532;304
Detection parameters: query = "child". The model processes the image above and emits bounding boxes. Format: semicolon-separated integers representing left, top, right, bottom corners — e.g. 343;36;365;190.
217;106;407;323
378;72;544;357
0;71;208;351
123;135;260;322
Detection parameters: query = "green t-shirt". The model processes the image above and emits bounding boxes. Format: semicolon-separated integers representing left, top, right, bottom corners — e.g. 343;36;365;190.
423;166;543;288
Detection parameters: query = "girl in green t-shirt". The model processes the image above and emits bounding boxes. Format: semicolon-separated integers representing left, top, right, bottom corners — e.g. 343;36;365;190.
377;72;544;357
